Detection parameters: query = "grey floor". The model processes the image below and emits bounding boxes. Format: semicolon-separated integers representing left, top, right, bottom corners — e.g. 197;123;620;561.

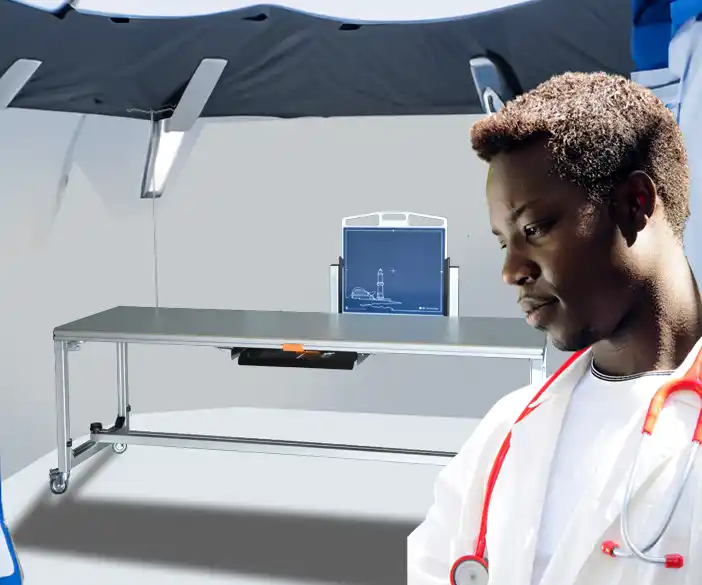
3;407;477;585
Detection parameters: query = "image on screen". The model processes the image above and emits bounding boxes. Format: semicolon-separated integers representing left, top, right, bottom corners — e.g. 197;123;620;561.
342;227;446;316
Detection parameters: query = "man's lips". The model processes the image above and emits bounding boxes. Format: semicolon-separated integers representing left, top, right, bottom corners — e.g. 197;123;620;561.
519;298;557;315
520;298;558;327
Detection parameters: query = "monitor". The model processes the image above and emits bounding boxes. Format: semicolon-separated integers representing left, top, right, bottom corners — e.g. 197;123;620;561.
341;226;446;316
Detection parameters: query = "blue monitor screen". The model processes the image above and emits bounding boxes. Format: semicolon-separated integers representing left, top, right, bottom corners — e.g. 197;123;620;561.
341;226;446;316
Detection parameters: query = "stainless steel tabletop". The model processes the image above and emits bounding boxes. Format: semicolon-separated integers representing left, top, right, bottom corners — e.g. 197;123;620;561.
54;306;545;359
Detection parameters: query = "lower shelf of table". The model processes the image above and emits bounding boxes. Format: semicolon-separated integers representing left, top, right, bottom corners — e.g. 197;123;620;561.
89;427;458;466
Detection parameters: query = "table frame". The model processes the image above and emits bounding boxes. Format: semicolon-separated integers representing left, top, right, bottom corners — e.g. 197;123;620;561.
48;308;546;495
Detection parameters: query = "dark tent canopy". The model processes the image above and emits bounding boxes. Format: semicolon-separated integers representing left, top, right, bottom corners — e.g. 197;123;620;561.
0;0;633;121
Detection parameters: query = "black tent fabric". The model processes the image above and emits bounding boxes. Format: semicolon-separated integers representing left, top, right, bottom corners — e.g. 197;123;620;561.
0;0;633;120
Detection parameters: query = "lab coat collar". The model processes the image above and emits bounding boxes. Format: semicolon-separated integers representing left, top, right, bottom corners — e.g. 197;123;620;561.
531;335;702;409
528;347;593;408
676;335;702;373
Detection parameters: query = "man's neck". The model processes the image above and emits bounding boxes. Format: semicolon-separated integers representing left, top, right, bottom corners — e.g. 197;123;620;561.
591;260;702;377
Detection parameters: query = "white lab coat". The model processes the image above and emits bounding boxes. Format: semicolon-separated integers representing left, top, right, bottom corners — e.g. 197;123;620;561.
407;338;702;585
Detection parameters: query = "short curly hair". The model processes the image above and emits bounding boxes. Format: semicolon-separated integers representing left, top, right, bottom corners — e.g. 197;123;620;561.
470;71;690;240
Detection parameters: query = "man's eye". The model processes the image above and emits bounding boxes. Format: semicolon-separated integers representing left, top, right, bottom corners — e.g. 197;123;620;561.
524;220;554;239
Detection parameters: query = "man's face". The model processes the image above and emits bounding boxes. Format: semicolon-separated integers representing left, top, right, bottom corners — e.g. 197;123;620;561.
486;143;639;352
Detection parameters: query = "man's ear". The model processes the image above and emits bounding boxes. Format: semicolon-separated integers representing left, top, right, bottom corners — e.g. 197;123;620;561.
609;171;657;245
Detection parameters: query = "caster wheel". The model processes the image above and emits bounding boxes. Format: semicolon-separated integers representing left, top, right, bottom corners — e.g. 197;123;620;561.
49;475;69;495
112;442;127;454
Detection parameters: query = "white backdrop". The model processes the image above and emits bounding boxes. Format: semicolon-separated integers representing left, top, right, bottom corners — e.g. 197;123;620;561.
0;110;569;479
15;0;534;21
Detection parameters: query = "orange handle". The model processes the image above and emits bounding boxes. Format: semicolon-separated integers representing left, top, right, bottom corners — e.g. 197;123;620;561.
282;343;305;353
281;343;322;357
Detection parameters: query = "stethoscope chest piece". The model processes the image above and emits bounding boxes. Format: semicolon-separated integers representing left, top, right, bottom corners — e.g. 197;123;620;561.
450;556;489;585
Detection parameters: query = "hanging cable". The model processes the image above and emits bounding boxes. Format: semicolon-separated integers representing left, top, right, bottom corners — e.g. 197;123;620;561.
150;132;160;309
127;106;175;309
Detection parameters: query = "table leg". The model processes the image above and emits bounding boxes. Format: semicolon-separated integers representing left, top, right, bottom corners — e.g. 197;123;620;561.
49;340;71;494
530;357;546;386
112;342;130;454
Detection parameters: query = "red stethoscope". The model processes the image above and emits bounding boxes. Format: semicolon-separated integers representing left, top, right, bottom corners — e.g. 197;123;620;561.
450;347;702;585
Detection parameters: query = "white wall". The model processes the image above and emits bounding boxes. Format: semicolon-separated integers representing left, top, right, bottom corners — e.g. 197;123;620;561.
0;109;569;479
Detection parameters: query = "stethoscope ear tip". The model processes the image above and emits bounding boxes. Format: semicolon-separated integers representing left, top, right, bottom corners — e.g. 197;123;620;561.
601;540;619;557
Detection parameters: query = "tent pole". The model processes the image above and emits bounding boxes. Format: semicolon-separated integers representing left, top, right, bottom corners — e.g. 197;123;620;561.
0;59;41;109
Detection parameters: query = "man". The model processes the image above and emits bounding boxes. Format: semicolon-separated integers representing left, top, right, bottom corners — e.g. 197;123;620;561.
407;72;702;585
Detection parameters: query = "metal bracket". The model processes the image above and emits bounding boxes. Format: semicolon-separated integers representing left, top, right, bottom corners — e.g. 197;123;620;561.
67;341;83;352
448;265;460;317
0;59;42;109
54;1;76;19
140;58;227;199
481;87;505;114
469;56;517;114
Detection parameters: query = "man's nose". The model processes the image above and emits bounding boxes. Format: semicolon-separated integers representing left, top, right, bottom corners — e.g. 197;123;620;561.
502;247;540;286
